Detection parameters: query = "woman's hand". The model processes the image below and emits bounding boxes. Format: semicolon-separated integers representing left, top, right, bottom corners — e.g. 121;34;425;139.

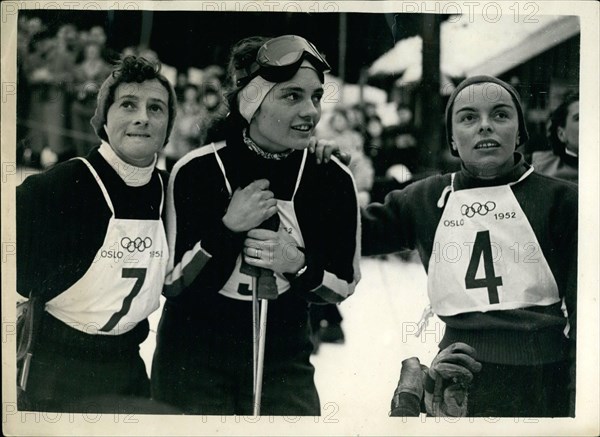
424;343;482;417
428;342;482;384
222;179;277;232
308;137;351;165
243;227;306;275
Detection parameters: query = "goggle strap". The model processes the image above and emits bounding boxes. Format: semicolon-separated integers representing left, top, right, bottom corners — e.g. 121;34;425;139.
234;62;261;86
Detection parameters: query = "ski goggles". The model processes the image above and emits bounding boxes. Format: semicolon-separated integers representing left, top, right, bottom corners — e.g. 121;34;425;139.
234;35;331;86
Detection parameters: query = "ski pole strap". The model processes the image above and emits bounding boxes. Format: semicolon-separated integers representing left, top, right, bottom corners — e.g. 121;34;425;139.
415;304;434;337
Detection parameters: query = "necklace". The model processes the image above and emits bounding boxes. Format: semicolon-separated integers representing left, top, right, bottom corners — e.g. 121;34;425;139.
242;128;294;160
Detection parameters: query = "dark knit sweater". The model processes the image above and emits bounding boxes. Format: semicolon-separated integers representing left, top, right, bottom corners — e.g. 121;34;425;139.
162;127;360;309
17;147;168;353
362;154;577;374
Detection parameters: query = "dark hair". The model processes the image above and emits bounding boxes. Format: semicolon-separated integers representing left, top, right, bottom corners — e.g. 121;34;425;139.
548;92;579;156
90;56;177;146
224;36;270;129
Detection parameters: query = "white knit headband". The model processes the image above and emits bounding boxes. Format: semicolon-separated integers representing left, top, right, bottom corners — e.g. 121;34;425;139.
238;75;277;124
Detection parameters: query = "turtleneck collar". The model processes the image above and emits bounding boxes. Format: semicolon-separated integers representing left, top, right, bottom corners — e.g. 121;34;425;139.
98;141;156;187
456;153;529;189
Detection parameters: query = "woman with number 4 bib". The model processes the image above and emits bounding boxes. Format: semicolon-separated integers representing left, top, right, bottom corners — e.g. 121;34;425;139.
151;35;360;415
17;56;176;412
362;76;577;417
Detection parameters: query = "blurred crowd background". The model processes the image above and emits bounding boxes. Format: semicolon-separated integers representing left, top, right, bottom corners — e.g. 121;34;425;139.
15;10;580;207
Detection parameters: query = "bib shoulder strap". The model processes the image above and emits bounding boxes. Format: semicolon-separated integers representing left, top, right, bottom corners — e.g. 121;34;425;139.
509;165;534;186
291;149;308;200
436;173;455;209
211;142;233;198
72;157;115;214
157;171;165;214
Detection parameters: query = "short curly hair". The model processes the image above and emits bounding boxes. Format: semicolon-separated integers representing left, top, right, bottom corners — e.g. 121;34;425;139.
90;56;177;146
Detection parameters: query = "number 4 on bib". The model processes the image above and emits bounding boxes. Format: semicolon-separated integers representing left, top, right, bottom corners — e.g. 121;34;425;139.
465;231;502;304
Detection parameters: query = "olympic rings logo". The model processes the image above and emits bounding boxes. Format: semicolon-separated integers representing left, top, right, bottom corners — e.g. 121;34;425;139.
460;201;496;218
120;236;152;253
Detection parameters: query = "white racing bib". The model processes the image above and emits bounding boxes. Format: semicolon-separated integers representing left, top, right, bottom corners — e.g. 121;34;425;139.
46;158;168;335
212;144;307;301
427;170;559;316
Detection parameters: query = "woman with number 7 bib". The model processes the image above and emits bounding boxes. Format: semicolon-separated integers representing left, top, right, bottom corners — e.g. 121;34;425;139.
16;56;177;412
362;76;577;416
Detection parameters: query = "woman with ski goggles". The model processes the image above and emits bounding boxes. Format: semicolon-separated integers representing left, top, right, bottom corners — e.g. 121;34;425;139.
151;35;360;416
233;34;331;86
